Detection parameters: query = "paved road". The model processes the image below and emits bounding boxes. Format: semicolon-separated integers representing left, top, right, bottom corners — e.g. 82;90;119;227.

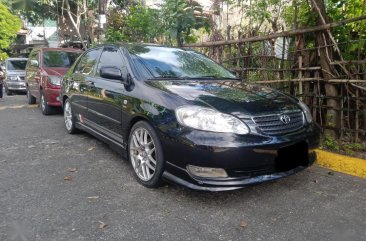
1;94;365;241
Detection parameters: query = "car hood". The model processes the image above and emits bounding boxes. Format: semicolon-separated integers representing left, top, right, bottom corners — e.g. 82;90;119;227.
147;80;301;116
42;68;69;77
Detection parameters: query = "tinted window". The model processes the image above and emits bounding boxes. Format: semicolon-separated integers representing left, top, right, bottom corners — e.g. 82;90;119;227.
43;51;80;68
127;46;236;79
7;60;27;70
97;47;124;76
75;48;102;75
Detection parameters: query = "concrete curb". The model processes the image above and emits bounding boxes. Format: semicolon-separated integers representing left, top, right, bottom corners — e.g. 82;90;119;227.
316;149;366;178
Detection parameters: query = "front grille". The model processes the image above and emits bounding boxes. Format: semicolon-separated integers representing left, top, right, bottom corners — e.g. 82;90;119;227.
252;110;304;135
7;76;24;82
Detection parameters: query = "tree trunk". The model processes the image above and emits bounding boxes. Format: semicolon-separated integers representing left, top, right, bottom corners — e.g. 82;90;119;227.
311;0;340;138
177;30;183;47
64;0;87;49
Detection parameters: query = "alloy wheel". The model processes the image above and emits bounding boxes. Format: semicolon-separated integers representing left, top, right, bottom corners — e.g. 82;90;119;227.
41;94;46;112
64;101;73;131
129;127;157;181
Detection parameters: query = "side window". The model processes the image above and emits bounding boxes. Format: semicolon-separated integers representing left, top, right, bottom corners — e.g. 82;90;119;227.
75;48;102;75
96;46;125;77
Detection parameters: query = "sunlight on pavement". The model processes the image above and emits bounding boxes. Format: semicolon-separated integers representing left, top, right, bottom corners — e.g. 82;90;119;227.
0;104;37;111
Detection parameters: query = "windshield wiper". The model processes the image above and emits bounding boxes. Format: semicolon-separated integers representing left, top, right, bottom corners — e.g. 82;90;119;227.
151;75;185;79
149;75;239;80
187;75;239;80
193;75;219;79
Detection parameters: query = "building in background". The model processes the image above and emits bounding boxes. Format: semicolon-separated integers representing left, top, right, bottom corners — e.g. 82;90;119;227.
12;19;59;57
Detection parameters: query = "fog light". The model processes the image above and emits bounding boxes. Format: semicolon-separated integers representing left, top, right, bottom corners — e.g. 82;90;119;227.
56;96;60;101
187;165;228;178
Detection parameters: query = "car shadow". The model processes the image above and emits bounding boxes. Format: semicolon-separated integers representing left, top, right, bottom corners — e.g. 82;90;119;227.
71;124;314;206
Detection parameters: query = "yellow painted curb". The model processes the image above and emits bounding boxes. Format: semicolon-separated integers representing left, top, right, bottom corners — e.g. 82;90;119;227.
315;149;366;179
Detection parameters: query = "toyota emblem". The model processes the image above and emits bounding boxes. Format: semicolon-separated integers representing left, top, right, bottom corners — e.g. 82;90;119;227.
280;115;291;124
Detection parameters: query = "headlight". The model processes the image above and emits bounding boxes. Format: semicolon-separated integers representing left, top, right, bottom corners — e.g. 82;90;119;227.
9;76;18;81
298;100;313;123
175;105;249;134
48;76;61;86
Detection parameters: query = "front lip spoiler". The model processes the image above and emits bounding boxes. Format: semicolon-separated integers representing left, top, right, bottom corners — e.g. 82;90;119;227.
162;165;310;191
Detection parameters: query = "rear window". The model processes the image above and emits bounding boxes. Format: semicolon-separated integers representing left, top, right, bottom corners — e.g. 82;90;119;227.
7;60;27;70
43;51;80;68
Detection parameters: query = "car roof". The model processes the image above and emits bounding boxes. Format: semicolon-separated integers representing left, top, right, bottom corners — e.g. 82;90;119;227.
94;42;184;51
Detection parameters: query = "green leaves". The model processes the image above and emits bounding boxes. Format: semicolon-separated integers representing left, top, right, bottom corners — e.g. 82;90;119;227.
106;0;210;46
283;0;366;60
106;4;163;43
0;3;21;60
162;0;209;46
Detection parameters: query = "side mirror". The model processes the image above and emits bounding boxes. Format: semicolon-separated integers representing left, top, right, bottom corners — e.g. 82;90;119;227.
100;66;123;81
30;60;39;67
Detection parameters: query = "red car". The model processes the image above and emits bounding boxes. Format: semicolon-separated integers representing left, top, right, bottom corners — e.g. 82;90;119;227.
25;48;82;115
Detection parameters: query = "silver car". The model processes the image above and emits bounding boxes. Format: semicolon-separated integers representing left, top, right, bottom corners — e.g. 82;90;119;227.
4;58;28;95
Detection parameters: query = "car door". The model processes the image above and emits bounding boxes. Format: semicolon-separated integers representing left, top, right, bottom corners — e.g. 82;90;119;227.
26;50;41;99
86;46;126;142
68;48;102;120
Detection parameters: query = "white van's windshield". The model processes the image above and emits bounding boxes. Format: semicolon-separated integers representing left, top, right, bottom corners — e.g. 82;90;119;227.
7;60;27;71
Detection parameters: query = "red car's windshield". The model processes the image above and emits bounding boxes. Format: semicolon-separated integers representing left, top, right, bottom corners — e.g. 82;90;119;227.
43;51;80;68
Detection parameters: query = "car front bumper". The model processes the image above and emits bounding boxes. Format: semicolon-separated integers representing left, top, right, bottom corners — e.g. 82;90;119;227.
6;81;26;92
159;123;321;191
44;88;62;107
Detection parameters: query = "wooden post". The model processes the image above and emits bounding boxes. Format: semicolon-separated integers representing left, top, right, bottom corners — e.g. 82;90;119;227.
279;34;286;90
340;85;344;139
312;79;318;123
355;89;359;142
316;71;323;127
298;55;303;100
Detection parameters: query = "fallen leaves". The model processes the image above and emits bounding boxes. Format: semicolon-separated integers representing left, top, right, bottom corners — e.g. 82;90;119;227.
63;176;72;181
87;196;99;199
327;171;334;176
88;147;95;151
239;220;248;228
98;221;107;229
64;168;78;181
40;139;59;145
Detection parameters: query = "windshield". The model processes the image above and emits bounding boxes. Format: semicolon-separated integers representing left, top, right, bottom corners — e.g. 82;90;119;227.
43;51;80;68
127;46;237;80
7;60;27;71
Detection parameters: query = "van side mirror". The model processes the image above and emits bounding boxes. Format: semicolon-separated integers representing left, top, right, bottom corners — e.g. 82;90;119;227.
30;60;39;67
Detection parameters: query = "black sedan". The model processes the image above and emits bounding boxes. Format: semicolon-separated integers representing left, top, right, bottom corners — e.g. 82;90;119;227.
61;44;320;191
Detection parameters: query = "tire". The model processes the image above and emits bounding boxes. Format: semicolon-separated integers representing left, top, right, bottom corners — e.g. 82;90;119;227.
6;87;12;96
27;89;36;104
40;91;52;115
63;99;78;134
128;121;165;188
